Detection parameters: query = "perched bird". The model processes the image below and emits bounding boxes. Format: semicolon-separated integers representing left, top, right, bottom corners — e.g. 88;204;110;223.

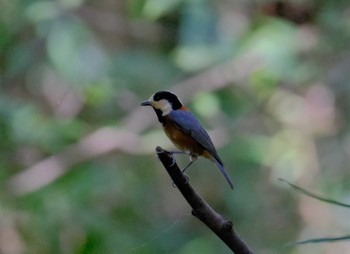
141;91;234;189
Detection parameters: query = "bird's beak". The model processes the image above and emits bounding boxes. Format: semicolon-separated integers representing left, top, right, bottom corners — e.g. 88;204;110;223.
141;100;152;106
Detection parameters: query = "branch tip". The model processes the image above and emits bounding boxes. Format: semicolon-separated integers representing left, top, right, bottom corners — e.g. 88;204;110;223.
155;146;176;168
155;146;165;154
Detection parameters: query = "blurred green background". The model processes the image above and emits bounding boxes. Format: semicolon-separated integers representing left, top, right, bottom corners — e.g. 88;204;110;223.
0;0;349;253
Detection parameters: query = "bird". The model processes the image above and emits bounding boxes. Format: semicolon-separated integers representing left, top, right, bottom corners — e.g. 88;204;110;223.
141;91;234;189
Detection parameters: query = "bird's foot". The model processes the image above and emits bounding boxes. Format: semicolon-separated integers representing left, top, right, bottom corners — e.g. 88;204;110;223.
169;156;176;167
171;173;189;188
183;173;189;184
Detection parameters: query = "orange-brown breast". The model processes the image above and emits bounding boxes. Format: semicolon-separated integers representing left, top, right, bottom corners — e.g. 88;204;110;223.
163;116;206;157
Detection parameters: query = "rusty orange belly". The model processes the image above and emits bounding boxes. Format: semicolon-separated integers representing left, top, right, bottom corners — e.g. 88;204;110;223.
163;119;206;157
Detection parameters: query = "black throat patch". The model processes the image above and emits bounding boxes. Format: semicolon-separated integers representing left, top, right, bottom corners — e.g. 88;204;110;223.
153;108;165;124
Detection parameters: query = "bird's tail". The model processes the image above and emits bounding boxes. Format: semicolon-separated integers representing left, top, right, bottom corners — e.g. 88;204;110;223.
213;159;234;189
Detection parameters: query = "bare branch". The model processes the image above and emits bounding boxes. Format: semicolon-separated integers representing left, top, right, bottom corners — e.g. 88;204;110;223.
156;146;255;254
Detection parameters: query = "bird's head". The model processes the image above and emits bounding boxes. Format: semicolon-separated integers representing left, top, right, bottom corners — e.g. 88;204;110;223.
141;91;183;116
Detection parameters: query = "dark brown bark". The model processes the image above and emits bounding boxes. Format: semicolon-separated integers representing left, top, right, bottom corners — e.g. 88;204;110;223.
156;146;255;254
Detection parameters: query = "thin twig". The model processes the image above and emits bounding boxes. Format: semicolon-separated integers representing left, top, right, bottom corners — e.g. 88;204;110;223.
293;235;350;245
279;179;350;208
156;146;255;254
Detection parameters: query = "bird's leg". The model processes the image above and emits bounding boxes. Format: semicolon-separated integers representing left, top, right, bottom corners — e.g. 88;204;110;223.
172;154;197;187
180;155;197;185
169;151;188;155
182;155;198;173
168;151;188;167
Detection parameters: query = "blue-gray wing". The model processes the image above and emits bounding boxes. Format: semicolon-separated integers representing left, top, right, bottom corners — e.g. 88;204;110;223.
169;110;222;164
170;110;234;189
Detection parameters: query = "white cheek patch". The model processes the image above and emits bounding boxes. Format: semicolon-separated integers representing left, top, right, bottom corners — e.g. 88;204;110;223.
152;99;172;115
161;103;172;116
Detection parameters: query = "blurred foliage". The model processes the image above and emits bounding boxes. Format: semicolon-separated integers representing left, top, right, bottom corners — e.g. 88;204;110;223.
0;0;350;253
